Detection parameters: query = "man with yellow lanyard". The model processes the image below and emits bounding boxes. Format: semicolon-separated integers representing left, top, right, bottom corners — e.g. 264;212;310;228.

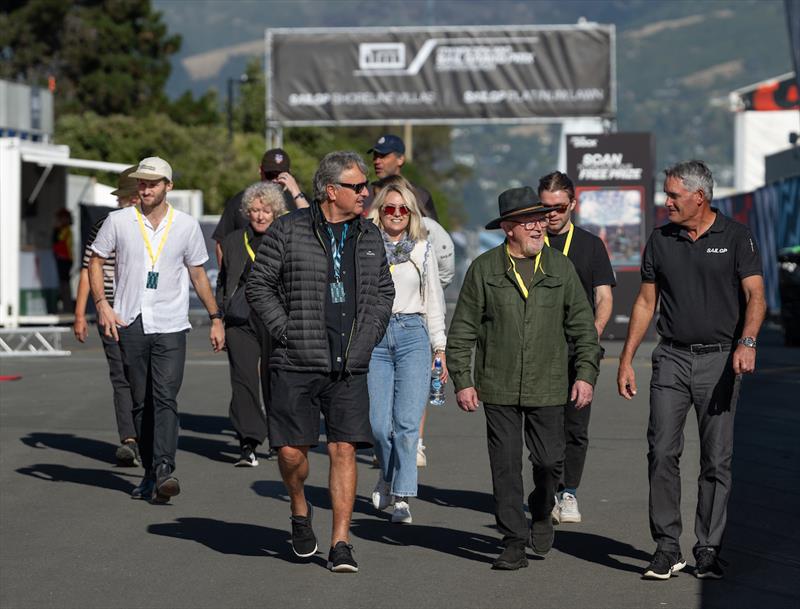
447;186;600;570
537;171;615;526
90;157;224;504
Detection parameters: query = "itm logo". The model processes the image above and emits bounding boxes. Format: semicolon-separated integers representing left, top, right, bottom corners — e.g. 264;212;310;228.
359;43;406;70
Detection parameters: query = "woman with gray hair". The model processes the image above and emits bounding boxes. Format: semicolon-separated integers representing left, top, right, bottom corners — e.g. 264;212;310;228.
216;181;287;466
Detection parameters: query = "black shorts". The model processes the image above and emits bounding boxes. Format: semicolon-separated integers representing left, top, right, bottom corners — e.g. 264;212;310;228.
268;369;373;449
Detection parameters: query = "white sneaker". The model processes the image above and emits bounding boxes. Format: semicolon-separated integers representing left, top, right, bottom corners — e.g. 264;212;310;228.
371;478;393;511
559;492;582;523
416;440;427;468
551;494;561;524
391;500;413;524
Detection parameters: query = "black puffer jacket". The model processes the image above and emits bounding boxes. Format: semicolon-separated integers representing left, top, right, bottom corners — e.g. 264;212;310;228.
245;203;394;373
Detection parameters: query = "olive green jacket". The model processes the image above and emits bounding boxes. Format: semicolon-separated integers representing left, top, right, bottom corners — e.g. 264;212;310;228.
446;243;600;406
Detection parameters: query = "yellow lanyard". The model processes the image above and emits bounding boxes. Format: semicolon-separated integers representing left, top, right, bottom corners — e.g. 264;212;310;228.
544;222;574;256
506;243;541;299
244;231;255;262
135;205;174;270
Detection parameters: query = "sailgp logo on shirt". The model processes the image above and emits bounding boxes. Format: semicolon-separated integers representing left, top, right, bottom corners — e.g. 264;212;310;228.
706;248;728;254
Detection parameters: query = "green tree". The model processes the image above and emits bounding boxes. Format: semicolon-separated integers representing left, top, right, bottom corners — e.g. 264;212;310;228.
0;0;181;116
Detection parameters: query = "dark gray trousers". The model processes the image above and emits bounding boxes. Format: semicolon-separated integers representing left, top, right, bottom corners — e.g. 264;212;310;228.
648;342;740;556
484;403;564;547
118;316;187;473
225;314;270;447
98;325;136;442
554;356;592;492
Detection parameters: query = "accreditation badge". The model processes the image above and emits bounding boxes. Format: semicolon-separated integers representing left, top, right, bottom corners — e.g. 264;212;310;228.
330;281;345;303
146;271;160;289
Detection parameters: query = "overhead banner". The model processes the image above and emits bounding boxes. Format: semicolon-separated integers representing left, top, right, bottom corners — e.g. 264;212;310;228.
566;132;655;340
266;25;615;125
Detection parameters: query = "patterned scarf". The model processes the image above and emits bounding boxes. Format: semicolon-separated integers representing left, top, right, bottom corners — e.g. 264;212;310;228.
381;230;416;266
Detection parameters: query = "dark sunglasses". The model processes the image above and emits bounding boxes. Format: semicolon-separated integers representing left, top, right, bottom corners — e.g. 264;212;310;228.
263;171;282;181
382;204;410;216
544;204;570;214
336;181;369;193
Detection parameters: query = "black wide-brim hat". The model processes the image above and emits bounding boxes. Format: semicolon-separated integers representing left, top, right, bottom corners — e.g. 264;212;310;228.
485;186;548;229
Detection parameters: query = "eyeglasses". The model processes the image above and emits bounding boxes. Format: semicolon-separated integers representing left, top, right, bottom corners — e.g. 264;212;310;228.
511;218;548;230
336;181;369;193
382;204;410;217
543;204;570;214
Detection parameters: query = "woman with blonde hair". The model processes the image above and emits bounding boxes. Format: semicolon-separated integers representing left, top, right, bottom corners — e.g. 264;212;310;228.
216;182;287;466
366;181;448;524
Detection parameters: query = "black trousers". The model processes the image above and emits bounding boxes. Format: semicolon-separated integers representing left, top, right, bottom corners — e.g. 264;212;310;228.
225;314;270;447
484;403;565;547
98;325;136;442
648;343;739;556
555;357;592;492
118;316;187;473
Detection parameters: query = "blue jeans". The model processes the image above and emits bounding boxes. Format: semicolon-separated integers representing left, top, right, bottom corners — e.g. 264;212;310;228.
368;314;431;497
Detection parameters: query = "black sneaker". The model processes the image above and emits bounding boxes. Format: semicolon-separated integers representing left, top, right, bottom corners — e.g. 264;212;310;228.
152;462;180;504
116;441;140;467
290;502;318;558
492;543;528;570
235;444;258;467
327;541;358;573
529;518;554;556
695;548;725;579
643;550;686;580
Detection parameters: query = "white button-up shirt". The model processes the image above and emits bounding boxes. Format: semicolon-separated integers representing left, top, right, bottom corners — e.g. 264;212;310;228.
90;205;208;334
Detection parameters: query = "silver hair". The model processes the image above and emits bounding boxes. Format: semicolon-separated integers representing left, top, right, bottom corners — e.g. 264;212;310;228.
312;151;368;203
240;182;287;216
664;160;714;201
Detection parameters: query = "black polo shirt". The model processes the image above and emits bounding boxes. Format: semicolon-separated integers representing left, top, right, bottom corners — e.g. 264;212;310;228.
323;219;358;371
641;209;762;345
546;224;615;312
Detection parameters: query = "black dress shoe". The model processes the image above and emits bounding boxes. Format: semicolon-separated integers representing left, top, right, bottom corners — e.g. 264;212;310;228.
131;474;155;500
492;543;528;570
152;462;180;504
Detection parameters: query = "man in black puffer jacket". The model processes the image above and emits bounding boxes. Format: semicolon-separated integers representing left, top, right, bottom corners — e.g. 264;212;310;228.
246;151;394;573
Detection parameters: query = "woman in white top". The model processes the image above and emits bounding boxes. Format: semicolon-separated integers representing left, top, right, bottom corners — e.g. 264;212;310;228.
366;181;448;524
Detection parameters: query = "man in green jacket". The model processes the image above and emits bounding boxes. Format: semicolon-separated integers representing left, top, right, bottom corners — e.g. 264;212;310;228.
446;186;600;571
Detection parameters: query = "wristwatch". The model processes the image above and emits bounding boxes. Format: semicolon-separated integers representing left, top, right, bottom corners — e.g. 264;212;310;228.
737;336;756;348
209;311;223;321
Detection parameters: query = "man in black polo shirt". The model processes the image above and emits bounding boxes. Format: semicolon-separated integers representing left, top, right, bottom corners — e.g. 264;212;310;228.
538;171;615;525
618;160;766;581
212;148;308;264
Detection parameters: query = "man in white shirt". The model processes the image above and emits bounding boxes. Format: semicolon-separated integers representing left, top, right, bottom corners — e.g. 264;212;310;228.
89;157;224;504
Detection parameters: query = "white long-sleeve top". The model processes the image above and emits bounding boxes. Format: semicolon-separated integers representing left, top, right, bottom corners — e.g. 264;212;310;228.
389;239;447;352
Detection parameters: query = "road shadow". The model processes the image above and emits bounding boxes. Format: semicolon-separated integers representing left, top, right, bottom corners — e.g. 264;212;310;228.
552;530;651;574
179;412;235;437
20;432;119;465
250;480;374;516
177;435;239;464
147;517;321;565
350;517;506;565
16;463;137;495
417;483;495;515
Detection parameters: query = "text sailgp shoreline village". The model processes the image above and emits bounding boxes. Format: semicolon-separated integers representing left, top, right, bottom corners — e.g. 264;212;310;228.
287;89;606;107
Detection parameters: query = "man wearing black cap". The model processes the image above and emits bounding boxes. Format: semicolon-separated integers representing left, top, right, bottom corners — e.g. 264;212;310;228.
367;134;439;221
212;148;308;264
446;186;600;570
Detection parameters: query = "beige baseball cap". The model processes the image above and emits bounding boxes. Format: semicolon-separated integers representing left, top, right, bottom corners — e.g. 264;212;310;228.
110;166;139;197
129;156;173;182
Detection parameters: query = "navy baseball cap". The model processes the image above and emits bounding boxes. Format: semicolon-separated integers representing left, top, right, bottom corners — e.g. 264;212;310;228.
367;134;405;155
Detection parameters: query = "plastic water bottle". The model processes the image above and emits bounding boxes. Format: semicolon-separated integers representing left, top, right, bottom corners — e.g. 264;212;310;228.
429;356;445;406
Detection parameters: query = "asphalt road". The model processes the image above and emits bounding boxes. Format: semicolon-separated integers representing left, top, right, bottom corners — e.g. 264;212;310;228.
1;325;798;609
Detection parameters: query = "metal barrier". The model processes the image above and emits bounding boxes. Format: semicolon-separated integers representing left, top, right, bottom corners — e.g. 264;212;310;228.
0;327;71;357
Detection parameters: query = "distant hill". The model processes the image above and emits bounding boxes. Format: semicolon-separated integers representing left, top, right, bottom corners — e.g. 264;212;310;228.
154;0;792;208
